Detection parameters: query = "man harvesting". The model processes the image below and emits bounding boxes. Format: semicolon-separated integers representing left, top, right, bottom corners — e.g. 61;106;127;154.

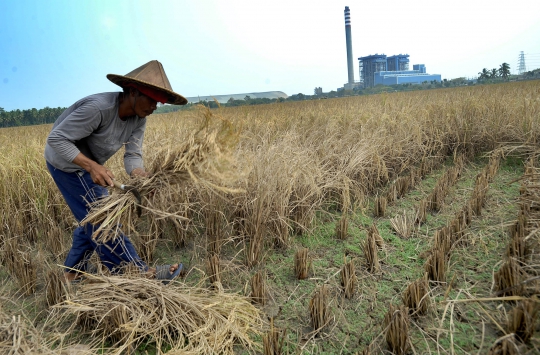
45;60;186;283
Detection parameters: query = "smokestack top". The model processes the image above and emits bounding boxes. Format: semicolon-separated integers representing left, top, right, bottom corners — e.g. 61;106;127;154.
344;6;351;27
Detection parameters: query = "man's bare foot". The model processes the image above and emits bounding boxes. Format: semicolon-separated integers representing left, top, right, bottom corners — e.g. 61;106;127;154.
64;271;81;283
147;263;179;278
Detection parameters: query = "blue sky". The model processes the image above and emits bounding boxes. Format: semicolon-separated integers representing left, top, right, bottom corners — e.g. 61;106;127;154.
1;0;540;111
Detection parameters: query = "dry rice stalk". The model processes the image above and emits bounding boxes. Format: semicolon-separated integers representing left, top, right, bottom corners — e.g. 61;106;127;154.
453;208;470;243
168;188;193;248
0;315;43;354
487;335;519;355
0;299;79;354
434;227;452;257
206;253;222;289
364;232;380;273
507;212;529;261
4;238;37;296
506;299;539;343
429;184;446;212
462;202;473;226
290;187;319;236
390;211;415;239
471;174;489;216
424;247;446;282
506;232;528;261
44;223;65;258
449;217;463;244
420;157;433;177
309;284;331;334
202;191;228;255
295;248;311;280
402;277;430;317
45;268;67;307
386;183;397;204
136;218;159;263
170;217;190;249
368;223;384;250
383;304;410;355
415;199;428;225
494;258;524;297
409;168;419;188
263;317;286;355
335;215;349;240
509;211;527;240
83;106;242;243
52;274;263;355
245;193;268;267
358;345;373;355
487;149;503;181
271;203;291;249
395;176;410;199
246;224;265;268
525;155;538;175
340;257;357;299
251;270;267;305
373;196;387;217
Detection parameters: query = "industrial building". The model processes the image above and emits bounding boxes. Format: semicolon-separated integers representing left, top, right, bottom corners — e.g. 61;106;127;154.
359;54;441;88
339;6;441;90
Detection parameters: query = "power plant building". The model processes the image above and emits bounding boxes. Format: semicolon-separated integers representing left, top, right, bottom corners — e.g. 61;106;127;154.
336;6;442;92
359;54;441;88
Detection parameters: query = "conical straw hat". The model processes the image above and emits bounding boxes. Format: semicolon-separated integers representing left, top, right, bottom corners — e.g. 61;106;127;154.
107;60;187;105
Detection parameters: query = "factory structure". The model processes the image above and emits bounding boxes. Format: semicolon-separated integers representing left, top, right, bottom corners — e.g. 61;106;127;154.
341;6;441;91
359;54;441;88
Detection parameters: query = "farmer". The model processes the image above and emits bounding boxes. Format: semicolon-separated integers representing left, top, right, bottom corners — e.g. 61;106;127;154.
44;60;187;283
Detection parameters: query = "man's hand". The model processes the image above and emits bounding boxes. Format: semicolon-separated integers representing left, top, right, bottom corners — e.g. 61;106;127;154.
89;165;115;187
72;153;114;187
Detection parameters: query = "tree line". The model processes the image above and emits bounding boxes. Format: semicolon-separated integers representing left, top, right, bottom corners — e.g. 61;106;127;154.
478;63;510;81
0;106;66;128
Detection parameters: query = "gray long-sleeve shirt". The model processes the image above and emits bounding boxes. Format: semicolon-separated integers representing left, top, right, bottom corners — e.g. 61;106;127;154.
44;92;146;175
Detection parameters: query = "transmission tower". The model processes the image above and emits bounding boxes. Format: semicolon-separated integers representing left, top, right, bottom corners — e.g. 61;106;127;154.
518;51;527;74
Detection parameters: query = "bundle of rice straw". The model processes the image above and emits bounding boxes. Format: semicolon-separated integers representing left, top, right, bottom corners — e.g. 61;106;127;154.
52;274;263;354
83;106;243;242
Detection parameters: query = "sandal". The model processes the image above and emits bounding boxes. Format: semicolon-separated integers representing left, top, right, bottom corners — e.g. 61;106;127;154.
156;263;183;285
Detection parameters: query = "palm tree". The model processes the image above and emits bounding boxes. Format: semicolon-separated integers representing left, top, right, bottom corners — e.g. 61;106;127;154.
499;63;510;80
478;68;490;80
490;68;498;79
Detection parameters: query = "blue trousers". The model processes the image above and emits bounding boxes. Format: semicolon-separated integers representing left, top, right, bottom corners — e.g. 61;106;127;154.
46;161;147;273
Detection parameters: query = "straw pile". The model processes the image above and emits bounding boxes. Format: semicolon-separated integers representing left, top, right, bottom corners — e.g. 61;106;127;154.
82;106;242;242
53;274;263;354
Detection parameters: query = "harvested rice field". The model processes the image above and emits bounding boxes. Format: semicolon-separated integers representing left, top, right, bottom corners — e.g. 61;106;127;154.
1;81;539;354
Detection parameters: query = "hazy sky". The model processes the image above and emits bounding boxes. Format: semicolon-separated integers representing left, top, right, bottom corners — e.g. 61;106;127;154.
1;0;539;111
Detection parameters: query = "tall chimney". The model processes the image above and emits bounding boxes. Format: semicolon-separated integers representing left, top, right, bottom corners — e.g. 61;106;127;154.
344;6;354;85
